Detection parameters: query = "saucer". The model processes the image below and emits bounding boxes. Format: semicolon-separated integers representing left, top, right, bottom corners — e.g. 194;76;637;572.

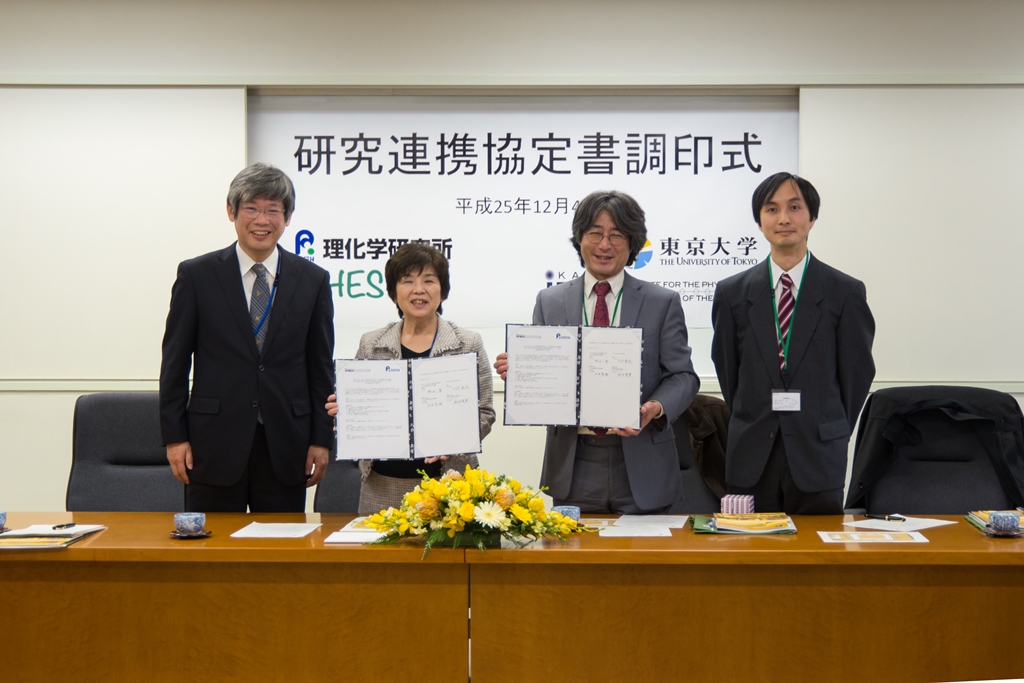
169;529;212;539
983;527;1023;538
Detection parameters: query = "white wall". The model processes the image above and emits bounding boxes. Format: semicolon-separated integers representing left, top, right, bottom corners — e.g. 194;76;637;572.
2;0;1023;512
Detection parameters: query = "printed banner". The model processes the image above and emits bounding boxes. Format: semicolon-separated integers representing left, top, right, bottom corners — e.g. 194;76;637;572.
248;96;798;367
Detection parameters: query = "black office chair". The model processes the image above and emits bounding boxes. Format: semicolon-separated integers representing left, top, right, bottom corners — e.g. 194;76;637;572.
313;459;362;513
845;386;1024;514
667;394;727;514
67;392;185;512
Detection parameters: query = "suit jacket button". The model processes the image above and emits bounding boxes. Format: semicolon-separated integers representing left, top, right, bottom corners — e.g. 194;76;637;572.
768;432;775;439
252;400;259;408
259;364;265;372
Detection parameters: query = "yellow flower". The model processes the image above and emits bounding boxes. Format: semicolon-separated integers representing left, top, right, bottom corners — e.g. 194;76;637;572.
450;480;471;500
405;490;423;507
442;469;463;482
528;497;545;513
508;478;522;494
510;504;533;524
494;489;515;510
458;501;476;521
416;498;440;521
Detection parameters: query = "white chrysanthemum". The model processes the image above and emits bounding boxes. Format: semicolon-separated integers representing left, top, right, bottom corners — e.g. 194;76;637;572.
474;501;505;529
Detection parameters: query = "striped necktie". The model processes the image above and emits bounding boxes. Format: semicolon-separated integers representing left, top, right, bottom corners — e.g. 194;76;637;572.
778;272;794;373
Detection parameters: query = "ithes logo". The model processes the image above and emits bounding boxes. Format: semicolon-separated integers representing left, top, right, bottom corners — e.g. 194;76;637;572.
295;230;315;262
628;239;653;270
555;333;572;340
385;365;403;372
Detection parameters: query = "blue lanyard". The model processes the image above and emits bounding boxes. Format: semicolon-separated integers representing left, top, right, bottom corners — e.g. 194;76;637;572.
252;257;281;339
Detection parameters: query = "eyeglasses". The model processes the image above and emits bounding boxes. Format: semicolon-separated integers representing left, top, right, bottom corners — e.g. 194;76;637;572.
582;230;627;247
239;206;284;221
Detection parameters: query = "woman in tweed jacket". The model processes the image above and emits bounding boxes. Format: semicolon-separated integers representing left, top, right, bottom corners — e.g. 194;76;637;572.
327;243;495;515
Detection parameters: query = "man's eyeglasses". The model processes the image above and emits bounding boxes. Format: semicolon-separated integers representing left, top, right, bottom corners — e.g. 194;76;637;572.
582;231;627;247
239;206;284;221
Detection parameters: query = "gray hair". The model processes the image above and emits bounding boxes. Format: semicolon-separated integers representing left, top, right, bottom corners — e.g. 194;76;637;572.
226;163;296;221
570;190;647;267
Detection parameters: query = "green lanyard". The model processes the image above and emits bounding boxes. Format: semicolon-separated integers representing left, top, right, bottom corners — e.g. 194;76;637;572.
582;283;624;326
768;252;810;370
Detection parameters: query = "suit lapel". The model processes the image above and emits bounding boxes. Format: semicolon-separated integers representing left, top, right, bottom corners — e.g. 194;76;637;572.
783;257;824;380
214;245;260;361
619;273;644;328
746;261;784;390
259;247;296;359
565;277;585;325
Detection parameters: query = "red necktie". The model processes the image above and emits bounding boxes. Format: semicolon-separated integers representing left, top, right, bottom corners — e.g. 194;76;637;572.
592;281;612;436
593;282;612;327
778;273;794;373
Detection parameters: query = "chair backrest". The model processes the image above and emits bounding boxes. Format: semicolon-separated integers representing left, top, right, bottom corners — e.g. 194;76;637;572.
667;394;728;514
846;386;1024;514
67;392;185;512
313;459;362;513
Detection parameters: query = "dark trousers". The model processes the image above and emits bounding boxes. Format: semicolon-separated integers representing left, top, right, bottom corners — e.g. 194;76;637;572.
554;434;669;515
185;424;306;513
728;435;843;515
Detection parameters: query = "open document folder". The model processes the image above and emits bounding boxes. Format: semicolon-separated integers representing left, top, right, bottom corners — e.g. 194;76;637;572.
503;324;642;429
334;353;481;461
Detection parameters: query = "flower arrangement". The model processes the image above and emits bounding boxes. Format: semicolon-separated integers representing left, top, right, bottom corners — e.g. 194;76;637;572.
361;466;586;556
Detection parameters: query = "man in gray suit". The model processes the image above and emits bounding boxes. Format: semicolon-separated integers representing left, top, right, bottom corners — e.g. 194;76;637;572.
496;191;700;513
711;172;875;514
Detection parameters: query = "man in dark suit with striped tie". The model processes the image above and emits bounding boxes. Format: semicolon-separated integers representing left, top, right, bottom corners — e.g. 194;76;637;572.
711;172;875;514
160;164;335;512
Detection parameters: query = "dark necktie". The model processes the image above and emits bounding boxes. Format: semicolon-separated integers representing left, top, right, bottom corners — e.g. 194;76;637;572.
778;272;794;373
593;281;612;327
250;263;270;355
250;263;270;424
592;281;612;436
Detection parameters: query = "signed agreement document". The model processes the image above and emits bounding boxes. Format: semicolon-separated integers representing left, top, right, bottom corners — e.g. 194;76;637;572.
335;354;480;460
504;324;642;428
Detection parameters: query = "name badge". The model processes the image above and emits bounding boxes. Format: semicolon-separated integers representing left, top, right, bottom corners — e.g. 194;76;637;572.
772;390;801;412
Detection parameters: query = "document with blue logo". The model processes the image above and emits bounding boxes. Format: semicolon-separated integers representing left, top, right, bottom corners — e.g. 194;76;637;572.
504;324;642;429
504;325;580;426
335;354;481;460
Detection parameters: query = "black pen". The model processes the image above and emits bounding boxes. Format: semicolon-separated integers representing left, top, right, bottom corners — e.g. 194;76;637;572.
53;523;76;530
864;514;905;522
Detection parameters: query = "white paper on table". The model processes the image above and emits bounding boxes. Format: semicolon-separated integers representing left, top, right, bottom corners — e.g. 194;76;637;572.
817;530;929;543
579;327;642;429
842;517;958;532
614;515;690;529
599;526;673;537
335;359;410;460
503;324;579;426
324;529;386;544
0;524;106;538
411;353;481;459
230;522;321;539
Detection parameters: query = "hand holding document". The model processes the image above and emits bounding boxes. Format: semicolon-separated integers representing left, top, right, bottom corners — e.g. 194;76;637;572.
504;324;642;428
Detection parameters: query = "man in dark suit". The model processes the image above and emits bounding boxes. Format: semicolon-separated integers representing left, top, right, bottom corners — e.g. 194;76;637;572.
160;163;334;512
496;191;700;513
711;172;875;514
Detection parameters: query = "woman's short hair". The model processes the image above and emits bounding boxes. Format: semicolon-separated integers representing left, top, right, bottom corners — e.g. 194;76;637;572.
226;163;296;221
570;191;647;267
384;243;451;318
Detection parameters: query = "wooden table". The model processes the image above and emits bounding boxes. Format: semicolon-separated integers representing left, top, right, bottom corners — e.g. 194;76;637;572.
0;512;468;683
3;513;1022;683
467;515;1024;683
